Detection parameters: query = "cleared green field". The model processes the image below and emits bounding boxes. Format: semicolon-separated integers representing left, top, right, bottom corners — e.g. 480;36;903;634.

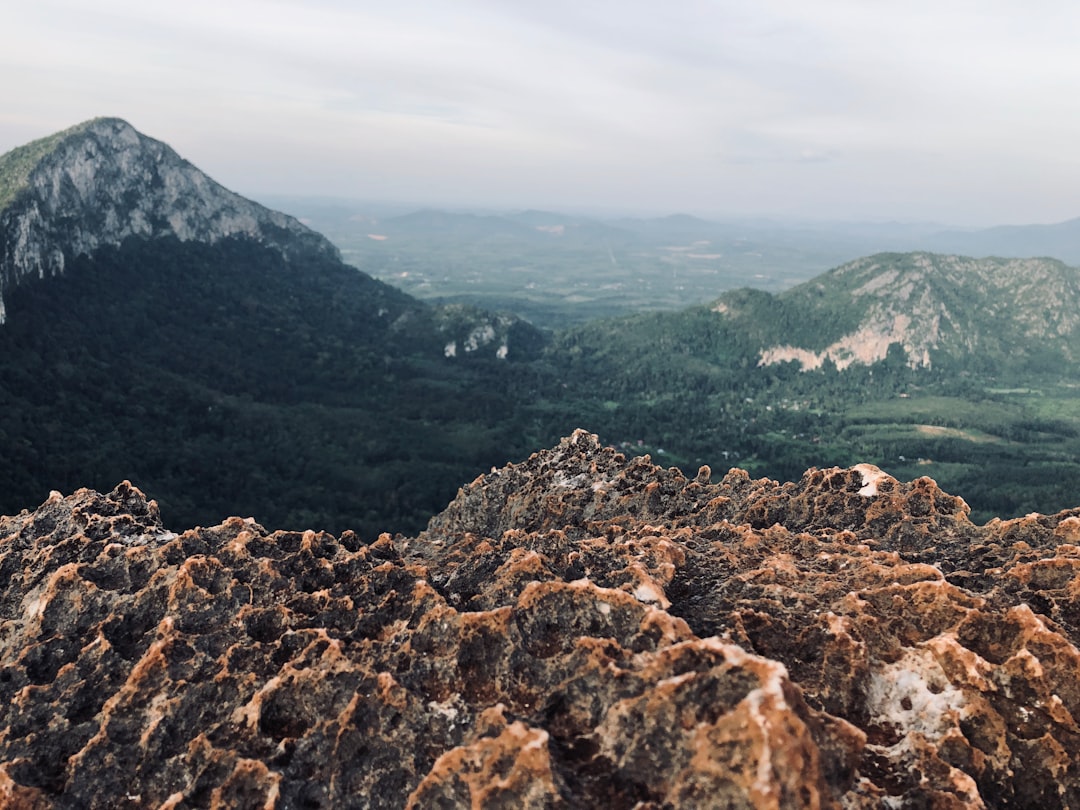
844;395;1025;428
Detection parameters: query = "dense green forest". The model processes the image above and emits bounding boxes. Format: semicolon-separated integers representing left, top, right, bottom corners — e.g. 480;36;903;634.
0;238;548;536
3;236;1080;534
541;303;1080;524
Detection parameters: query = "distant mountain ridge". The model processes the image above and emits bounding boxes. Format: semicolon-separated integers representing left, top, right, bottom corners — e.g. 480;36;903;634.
717;252;1080;371
380;208;628;243
0;117;336;322
926;217;1080;265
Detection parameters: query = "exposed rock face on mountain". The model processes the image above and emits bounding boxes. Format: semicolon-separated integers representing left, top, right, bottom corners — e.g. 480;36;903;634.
2;431;1078;808
0;120;550;535
0;117;337;322
738;252;1080;371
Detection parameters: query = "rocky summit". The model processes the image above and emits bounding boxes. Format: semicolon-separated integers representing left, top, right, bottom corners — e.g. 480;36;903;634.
0;117;336;322
1;431;1079;808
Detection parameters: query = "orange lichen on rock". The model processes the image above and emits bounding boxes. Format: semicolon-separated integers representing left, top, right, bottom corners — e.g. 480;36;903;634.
405;721;560;809
1;433;1080;807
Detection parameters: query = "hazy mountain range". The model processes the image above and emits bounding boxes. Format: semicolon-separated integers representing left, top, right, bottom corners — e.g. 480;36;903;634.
268;194;1080;266
268;194;1080;330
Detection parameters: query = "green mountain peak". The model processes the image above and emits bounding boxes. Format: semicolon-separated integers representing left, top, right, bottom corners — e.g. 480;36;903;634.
0;117;340;322
0;118;139;211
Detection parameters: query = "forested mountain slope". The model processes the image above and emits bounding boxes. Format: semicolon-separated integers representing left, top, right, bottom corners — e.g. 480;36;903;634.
749;252;1080;372
0;117;336;322
544;253;1080;522
0;120;546;535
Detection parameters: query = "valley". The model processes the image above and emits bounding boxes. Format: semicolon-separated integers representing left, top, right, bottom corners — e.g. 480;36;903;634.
3;120;1080;536
264;197;898;328
533;266;1080;525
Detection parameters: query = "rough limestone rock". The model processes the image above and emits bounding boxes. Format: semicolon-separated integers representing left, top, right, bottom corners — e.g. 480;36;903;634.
1;430;1079;807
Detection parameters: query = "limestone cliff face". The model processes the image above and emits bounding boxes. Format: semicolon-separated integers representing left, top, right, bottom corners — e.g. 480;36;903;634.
2;432;1079;807
0;118;337;322
747;252;1080;371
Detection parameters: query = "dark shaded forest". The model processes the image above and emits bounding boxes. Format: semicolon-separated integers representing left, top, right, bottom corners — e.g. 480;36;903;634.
3;236;1080;534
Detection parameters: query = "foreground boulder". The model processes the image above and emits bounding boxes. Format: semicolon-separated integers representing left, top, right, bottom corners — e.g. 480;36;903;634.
1;431;1078;807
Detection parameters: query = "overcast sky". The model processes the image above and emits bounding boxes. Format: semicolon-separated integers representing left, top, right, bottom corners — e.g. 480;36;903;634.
2;0;1079;225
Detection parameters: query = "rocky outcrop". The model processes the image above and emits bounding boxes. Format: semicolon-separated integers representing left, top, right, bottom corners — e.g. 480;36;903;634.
0;118;337;322
749;252;1080;371
432;303;547;362
1;431;1079;807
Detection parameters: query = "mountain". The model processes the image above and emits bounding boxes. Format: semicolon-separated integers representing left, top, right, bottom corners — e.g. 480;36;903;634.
741;252;1080;372
0;117;336;322
552;250;1080;383
541;250;1080;523
379;208;630;245
382;209;537;241
556;250;1080;377
612;212;737;240
0;119;547;535
926;216;1080;265
504;209;630;241
1;432;1077;807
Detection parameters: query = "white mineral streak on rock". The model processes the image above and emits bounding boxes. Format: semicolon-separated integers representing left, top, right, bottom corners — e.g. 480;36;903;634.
426;699;460;724
865;643;987;807
231;675;283;731
464;324;496;352
723;642;795;802
521;726;550;752
631;580;666;606
552;470;589;489
745;688;776;799
853;464;890;497
867;646;966;743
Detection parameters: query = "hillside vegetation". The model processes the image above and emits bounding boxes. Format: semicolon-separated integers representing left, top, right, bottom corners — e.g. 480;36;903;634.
537;253;1080;523
5;239;1080;530
6;119;1080;535
6;149;1080;534
0;236;549;536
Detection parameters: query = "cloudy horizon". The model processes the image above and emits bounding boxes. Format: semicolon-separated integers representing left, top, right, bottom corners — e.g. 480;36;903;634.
3;1;1080;227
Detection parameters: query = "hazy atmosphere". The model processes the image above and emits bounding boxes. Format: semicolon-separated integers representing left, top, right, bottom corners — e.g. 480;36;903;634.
3;0;1080;225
